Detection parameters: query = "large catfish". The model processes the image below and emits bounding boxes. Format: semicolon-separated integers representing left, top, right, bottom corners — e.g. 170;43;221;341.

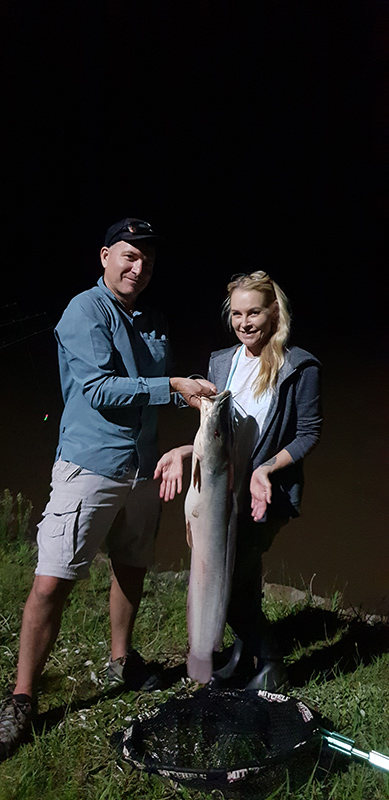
185;389;237;684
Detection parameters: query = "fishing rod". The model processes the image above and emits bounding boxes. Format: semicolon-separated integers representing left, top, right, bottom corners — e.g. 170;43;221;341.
0;303;54;422
0;306;53;349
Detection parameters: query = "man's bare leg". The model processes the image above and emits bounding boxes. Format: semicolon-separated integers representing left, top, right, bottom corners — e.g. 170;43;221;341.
109;561;146;660
14;575;75;698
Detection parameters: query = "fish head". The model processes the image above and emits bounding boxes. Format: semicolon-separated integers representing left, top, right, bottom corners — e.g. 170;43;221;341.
196;390;234;469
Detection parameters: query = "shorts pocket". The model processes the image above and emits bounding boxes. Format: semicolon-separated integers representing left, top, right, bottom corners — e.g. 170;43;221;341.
38;496;82;565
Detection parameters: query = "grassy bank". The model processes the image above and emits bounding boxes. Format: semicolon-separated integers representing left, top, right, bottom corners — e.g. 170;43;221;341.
0;491;389;799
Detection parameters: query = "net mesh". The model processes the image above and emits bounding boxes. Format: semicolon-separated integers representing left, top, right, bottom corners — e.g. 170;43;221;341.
120;688;330;797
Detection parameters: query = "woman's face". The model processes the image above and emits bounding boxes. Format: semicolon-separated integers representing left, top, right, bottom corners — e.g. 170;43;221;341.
230;288;277;356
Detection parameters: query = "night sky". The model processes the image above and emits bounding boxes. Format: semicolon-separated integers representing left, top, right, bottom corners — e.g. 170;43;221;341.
1;1;388;610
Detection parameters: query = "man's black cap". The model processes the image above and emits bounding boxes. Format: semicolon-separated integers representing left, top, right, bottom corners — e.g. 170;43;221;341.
104;218;163;248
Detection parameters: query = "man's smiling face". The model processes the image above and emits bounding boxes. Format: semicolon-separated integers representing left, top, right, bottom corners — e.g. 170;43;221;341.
100;240;156;310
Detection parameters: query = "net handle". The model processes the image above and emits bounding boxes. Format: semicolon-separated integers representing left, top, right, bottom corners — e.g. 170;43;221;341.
321;729;389;773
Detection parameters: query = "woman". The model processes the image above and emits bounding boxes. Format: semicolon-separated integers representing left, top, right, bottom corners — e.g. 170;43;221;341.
154;271;322;690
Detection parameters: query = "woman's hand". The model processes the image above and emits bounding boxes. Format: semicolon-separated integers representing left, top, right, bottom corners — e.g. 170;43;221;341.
250;450;293;521
250;465;273;521
153;445;193;501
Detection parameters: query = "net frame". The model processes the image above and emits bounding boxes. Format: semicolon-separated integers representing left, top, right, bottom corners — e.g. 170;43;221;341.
120;688;328;795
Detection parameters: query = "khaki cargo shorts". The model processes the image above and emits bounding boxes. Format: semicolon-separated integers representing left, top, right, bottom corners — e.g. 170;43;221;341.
35;459;161;580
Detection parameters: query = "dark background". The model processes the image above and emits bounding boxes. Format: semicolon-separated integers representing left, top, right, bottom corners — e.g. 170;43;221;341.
1;1;388;610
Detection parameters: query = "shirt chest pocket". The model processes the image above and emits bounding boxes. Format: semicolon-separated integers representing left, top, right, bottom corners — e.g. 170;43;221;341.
137;334;168;375
142;335;167;361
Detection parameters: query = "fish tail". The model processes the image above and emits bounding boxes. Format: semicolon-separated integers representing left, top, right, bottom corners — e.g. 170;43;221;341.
187;651;213;684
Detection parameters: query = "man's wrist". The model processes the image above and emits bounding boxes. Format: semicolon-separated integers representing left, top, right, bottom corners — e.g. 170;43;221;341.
169;377;182;393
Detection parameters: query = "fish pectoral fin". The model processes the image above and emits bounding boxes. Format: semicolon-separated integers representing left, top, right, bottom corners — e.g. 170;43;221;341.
186;520;193;548
193;458;201;491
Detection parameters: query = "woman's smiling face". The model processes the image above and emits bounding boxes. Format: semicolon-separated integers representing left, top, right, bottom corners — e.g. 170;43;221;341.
230;288;278;356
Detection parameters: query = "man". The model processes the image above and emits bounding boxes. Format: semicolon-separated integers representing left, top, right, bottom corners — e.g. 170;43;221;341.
0;217;216;759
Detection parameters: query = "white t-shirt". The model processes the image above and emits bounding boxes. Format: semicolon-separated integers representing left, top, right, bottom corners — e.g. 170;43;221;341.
226;346;272;507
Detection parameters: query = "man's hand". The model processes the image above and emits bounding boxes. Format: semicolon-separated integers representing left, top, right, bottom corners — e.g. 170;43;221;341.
153;445;193;501
169;377;217;409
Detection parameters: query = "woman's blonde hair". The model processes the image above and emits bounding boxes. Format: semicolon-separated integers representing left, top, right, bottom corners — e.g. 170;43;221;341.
222;271;291;397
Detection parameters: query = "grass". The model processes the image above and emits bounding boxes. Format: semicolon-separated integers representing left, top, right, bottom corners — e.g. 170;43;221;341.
0;489;389;799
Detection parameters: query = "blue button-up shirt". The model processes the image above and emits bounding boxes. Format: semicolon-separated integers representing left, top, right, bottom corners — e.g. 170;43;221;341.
55;277;172;479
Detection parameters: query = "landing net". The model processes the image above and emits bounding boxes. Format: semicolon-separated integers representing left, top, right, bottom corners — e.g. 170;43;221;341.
120;687;330;798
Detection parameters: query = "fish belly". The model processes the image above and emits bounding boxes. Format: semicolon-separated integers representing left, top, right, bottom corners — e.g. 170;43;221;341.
185;473;236;684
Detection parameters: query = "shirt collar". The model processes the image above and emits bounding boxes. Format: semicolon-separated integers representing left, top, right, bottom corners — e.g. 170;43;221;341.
97;276;142;317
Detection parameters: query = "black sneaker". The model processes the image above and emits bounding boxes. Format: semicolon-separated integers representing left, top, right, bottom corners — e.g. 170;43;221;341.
106;649;163;691
0;693;33;761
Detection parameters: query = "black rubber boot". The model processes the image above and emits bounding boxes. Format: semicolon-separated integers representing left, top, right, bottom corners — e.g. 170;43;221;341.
245;659;289;692
212;637;244;681
245;628;289;692
210;637;256;688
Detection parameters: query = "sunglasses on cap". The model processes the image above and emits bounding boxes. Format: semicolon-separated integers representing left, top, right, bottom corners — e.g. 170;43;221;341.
104;218;162;248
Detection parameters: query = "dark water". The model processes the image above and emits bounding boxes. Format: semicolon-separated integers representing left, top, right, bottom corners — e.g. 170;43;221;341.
155;356;389;614
1;335;387;614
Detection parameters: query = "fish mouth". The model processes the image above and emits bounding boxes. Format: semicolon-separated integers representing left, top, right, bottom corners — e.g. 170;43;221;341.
209;390;231;403
200;391;233;436
201;390;231;413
